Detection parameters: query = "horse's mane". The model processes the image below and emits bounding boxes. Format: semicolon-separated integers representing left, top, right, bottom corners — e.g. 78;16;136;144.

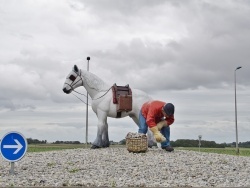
81;69;110;91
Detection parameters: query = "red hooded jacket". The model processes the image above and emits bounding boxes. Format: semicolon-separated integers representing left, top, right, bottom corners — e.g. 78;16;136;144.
141;100;175;128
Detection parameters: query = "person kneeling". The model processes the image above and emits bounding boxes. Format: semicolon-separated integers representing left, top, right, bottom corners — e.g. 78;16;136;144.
138;100;175;152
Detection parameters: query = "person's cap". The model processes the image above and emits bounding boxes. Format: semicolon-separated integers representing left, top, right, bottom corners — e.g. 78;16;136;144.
163;103;175;116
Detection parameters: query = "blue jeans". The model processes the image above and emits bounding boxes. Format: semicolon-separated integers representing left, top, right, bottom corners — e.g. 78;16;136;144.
138;111;170;148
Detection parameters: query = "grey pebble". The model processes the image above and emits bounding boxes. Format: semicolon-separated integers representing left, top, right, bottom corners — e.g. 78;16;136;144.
0;148;250;187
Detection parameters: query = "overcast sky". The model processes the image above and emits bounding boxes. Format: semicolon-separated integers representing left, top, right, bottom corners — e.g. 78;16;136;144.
0;0;249;144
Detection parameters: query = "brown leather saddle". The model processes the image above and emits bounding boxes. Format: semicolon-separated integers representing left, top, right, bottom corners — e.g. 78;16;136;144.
112;83;132;118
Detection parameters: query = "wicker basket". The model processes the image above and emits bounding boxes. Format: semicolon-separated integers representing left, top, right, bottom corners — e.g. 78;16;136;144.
126;132;148;153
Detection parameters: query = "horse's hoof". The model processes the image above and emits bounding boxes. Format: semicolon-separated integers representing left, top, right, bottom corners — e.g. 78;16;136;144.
91;145;101;149
102;143;110;148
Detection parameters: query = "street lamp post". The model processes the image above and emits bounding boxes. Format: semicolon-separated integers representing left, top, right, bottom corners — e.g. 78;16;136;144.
234;66;242;155
86;57;90;147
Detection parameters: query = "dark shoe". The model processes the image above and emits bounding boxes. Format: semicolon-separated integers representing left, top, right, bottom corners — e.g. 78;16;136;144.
162;146;174;152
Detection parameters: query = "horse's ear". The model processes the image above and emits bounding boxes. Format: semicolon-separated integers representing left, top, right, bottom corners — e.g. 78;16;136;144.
73;65;79;72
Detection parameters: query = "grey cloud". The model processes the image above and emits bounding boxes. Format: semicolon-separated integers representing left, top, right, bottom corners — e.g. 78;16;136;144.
47;122;83;129
0;100;15;110
88;0;250;92
79;0;169;15
0;99;35;111
90;35;248;93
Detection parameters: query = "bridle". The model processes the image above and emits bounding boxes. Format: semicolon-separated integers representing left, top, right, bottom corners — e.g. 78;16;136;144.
65;70;84;91
65;69;112;105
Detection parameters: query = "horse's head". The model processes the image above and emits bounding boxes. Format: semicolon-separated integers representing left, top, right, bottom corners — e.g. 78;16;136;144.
62;65;83;94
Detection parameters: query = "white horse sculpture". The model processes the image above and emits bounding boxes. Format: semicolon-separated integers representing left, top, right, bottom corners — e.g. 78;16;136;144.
62;65;154;149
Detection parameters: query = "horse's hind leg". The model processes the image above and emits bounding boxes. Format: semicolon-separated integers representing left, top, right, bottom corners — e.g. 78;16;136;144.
129;113;139;126
147;130;155;148
130;113;155;148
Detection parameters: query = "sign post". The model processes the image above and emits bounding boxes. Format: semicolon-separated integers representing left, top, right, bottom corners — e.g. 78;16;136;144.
0;131;28;174
198;135;202;152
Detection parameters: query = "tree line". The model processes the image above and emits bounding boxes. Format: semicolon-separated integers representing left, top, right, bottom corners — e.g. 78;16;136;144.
27;138;47;144
27;138;81;144
170;139;226;148
169;140;250;148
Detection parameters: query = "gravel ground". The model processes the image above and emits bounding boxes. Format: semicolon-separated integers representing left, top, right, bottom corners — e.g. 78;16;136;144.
0;147;250;187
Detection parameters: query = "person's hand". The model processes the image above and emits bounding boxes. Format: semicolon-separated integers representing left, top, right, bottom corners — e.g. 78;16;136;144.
154;132;166;142
156;120;168;130
150;126;166;142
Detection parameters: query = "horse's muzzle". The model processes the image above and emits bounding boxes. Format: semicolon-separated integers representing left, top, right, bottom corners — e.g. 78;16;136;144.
63;88;71;94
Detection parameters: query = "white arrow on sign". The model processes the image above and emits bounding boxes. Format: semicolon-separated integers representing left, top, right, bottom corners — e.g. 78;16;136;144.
3;139;23;154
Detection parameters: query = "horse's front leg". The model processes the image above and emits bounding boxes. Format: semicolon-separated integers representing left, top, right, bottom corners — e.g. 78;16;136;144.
91;110;108;149
102;118;110;148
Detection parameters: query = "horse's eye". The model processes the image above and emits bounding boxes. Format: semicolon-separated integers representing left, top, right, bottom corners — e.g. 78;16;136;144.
69;75;76;81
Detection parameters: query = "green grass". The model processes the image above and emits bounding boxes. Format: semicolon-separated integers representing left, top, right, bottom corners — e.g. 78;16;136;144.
27;144;89;152
177;147;250;156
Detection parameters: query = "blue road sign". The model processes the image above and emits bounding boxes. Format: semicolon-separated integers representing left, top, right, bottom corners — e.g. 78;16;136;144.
0;131;27;162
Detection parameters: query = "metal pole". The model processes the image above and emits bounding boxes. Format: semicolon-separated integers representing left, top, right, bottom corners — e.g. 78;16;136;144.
234;66;242;155
9;162;15;175
198;135;202;152
86;57;90;148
